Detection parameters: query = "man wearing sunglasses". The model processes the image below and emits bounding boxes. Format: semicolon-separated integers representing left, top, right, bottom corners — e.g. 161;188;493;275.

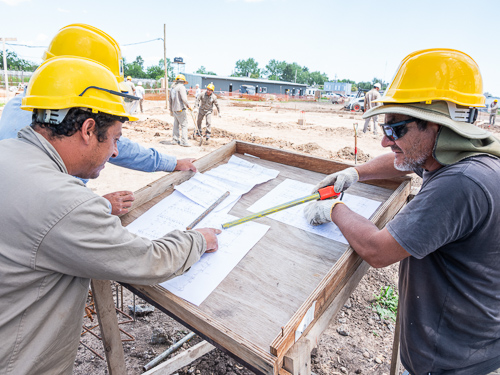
305;49;500;375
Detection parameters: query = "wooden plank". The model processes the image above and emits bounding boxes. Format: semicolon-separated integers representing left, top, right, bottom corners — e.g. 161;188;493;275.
270;179;411;362
143;341;215;375
123;283;276;375
91;280;127;375
282;338;313;375
281;261;370;374
390;299;402;375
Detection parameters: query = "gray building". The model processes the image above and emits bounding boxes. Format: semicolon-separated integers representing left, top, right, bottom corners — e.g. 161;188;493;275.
182;73;308;96
324;82;352;96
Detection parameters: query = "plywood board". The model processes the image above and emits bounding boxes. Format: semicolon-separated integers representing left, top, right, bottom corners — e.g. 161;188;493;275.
120;141;410;375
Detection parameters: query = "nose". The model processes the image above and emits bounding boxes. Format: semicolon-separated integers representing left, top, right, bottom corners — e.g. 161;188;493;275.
381;135;395;148
111;142;119;158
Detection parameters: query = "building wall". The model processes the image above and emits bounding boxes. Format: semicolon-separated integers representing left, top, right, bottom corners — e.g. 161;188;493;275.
324;82;352;95
183;73;307;95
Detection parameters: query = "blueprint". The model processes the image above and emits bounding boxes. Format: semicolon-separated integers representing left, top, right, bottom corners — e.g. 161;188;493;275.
247;179;382;244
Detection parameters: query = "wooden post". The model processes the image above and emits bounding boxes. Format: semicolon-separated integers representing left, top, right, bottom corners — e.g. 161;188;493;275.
390;299;402;375
1;37;17;103
91;280;127;375
163;24;169;110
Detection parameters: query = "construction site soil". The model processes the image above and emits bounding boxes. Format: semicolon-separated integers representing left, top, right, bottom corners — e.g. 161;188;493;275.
4;97;495;375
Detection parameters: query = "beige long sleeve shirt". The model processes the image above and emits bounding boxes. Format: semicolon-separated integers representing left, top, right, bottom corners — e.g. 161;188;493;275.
364;88;381;111
169;81;190;112
0;127;206;374
196;91;220;115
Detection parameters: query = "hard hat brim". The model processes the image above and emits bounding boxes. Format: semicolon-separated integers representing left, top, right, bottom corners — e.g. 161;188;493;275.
363;102;490;139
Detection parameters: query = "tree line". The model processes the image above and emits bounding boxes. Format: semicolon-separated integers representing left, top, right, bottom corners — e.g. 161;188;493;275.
1;50;388;91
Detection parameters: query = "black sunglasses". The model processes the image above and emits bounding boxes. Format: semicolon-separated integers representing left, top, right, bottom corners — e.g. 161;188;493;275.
380;118;415;141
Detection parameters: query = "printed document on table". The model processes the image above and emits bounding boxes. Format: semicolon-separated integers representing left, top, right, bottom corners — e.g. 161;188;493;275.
126;194;270;306
174;155;279;212
247;179;381;244
160;212;269;306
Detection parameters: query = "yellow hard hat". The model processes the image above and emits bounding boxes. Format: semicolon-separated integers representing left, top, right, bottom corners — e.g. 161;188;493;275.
127;76;132;81
495;99;498;102
175;74;188;83
43;24;127;92
207;83;215;91
22;56;138;121
378;48;485;107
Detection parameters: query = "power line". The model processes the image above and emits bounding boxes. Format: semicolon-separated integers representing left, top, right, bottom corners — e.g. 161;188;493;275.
122;38;163;46
6;43;46;48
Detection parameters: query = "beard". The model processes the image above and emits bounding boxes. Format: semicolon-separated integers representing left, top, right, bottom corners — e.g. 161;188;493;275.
392;144;429;171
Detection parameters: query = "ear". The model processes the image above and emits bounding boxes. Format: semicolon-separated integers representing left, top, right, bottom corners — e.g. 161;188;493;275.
80;118;96;145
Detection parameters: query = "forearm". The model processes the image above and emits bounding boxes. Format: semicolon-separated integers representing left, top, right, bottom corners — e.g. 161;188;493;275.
331;204;410;268
110;137;177;172
355;153;407;181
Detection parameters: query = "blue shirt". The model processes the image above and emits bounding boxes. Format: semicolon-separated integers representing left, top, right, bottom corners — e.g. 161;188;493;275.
0;92;177;175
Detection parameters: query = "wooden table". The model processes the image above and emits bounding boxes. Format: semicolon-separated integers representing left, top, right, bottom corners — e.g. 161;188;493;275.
93;141;411;375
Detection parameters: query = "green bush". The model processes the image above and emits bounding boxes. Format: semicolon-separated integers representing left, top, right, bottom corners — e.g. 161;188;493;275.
372;285;398;322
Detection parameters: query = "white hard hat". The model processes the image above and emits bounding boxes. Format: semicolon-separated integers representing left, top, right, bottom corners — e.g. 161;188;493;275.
374;83;381;89
196;84;199;87
138;82;142;86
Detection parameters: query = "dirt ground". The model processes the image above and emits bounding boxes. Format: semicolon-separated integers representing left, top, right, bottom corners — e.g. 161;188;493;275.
5;96;495;375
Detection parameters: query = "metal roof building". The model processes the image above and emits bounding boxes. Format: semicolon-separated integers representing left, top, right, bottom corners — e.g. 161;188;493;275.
182;73;307;96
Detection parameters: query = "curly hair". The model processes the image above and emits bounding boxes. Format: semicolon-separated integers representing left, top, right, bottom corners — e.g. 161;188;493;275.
32;108;128;142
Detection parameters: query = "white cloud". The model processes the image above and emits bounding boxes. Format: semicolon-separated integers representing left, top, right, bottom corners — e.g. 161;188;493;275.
57;8;70;13
0;0;30;5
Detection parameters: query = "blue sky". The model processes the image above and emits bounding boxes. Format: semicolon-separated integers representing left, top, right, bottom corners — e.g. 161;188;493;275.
1;0;499;94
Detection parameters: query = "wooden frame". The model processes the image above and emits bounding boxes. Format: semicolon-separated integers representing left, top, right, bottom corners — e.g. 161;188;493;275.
115;140;411;374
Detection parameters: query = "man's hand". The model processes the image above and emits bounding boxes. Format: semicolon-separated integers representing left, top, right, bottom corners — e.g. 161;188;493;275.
195;228;222;253
169;111;173;117
174;158;197;172
312;167;359;194
304;200;345;226
103;191;135;216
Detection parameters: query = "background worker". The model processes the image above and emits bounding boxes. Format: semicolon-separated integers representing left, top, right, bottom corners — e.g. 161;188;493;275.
490;99;498;125
195;83;221;141
0;55;220;375
136;81;146;113
363;82;381;134
124;75;138;113
304;49;500;374
169;74;192;147
195;83;201;99
0;24;197;215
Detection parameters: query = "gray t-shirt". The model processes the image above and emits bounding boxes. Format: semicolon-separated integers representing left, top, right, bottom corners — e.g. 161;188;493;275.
387;155;500;375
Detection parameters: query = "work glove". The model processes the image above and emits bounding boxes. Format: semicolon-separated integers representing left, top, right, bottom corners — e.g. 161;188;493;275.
304;200;345;226
218;113;222;118
312;167;359;194
169;111;174;117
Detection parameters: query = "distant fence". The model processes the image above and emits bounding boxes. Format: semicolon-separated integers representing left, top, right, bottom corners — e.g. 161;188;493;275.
144;88;323;102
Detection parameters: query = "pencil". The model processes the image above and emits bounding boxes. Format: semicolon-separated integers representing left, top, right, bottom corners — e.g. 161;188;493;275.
186;191;230;230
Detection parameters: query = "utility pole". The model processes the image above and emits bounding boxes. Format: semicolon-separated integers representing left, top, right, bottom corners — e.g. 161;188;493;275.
163;25;169;110
294;69;297;83
1;37;17;103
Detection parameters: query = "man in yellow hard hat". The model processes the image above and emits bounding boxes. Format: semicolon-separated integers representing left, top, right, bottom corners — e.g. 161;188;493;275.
169;74;192;146
0;24;197;214
0;55;221;375
195;83;221;142
304;49;500;374
489;99;499;125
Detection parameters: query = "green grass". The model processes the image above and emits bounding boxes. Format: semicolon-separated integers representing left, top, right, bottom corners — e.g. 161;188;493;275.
372;285;398;322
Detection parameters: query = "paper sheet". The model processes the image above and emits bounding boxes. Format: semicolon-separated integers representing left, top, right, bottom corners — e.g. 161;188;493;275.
247;179;382;244
160;212;270;306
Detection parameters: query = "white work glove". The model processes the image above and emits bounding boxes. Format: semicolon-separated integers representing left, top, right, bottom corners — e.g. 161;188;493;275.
304;200;345;226
218;113;222;118
312;167;359;194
